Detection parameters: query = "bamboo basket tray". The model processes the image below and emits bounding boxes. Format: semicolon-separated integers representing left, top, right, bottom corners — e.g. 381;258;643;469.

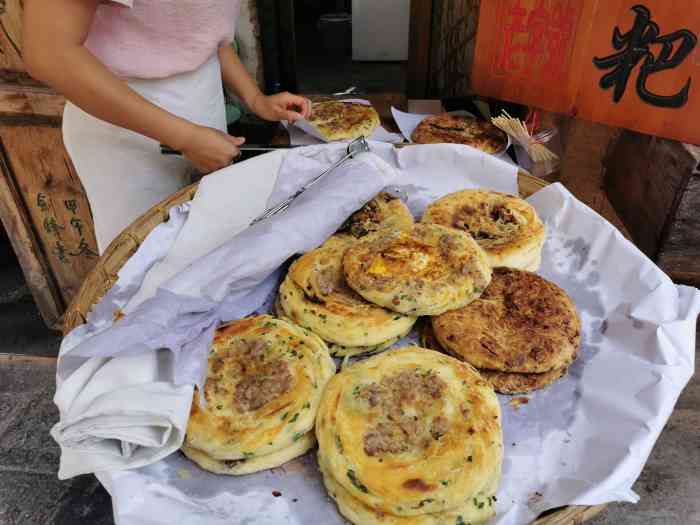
62;168;606;525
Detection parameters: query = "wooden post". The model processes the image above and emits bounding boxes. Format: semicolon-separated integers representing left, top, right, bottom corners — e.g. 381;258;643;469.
604;131;700;286
0;2;99;328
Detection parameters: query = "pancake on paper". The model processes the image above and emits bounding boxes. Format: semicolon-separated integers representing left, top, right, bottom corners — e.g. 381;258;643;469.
182;315;335;474
420;319;568;395
316;346;502;522
279;235;416;357
343;223;491;316
308;100;381;141
422;189;545;271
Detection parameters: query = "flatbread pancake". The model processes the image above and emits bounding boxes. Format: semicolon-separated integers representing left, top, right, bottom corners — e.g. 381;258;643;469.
308;100;381;141
338;192;414;238
182;432;315;475
411;114;507;154
420;320;568;394
184;315;335;461
316;346;503;517
422;189;545;270
279;235;416;349
432;268;580;374
343;223;492;316
319;456;498;525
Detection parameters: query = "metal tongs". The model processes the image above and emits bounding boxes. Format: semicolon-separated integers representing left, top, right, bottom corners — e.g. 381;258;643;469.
250;136;371;225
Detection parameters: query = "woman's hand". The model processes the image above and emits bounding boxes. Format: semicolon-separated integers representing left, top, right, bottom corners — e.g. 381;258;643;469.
250;92;311;122
178;125;245;173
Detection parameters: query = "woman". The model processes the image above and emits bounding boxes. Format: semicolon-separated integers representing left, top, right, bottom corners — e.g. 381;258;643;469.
23;0;310;253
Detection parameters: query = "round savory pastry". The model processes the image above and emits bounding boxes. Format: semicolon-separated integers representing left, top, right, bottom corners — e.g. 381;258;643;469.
422;189;545;271
478;367;567;395
338;192;414;239
411;114;507;154
181;432;316;476
316;346;503;517
343;223;492;316
308;100;381;141
319;457;499;525
184;315;335;463
432;268;580;374
420;321;568;395
279;235;417;349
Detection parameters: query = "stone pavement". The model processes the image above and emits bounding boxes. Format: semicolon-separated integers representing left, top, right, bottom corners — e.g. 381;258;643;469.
1;334;698;525
0;357;113;525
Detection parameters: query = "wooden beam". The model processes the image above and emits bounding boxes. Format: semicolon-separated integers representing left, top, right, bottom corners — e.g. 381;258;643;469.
407;0;434;99
0;136;64;326
0;82;65;125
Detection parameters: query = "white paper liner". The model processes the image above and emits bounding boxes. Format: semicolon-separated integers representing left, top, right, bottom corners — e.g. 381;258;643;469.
54;146;698;525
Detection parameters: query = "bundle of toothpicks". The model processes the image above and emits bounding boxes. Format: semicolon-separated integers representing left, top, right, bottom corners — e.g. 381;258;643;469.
491;110;558;163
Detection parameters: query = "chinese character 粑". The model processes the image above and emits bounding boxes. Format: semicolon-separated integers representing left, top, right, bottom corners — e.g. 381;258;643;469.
43;216;65;237
593;5;698;108
64;199;78;215
53;241;68;263
37;193;49;212
69;237;98;259
495;0;579;79
70;216;83;236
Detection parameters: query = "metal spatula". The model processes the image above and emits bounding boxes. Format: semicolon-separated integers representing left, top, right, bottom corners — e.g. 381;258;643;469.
249;136;371;226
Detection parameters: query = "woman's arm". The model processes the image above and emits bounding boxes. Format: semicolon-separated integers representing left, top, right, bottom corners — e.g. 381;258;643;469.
218;45;311;121
23;0;242;172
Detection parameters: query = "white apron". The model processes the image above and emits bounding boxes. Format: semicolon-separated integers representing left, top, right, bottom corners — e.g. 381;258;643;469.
63;53;227;254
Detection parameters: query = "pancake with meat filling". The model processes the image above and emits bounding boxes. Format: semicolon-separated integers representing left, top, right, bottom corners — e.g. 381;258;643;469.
182;315;335;474
411;114;507;154
343;223;491;316
432;268;580;377
308;100;381;141
337;192;414;239
316;346;502;519
422;189;545;271
420;319;568;394
279;235;416;357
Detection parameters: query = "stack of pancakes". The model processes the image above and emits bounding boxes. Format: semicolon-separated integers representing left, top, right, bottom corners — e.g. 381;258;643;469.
316;347;503;525
423;267;580;394
182;315;335;474
422;189;545;271
277;194;419;357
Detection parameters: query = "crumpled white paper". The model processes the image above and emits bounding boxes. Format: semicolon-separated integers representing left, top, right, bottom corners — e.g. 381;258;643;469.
55;144;698;525
285;99;404;145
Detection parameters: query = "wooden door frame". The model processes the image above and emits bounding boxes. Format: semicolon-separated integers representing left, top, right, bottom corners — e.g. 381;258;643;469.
407;0;435;99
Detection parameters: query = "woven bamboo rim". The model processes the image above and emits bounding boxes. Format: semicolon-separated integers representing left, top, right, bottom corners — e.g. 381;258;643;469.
61;166;606;525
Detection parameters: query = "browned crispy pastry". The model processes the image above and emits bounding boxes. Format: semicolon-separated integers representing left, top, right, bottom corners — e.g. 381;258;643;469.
411;114;507;153
308;101;380;141
432;267;580;374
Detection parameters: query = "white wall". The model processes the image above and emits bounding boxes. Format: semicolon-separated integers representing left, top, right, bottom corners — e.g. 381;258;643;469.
351;0;410;61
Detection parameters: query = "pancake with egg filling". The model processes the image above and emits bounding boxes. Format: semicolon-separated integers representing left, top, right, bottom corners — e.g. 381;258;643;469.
181;432;316;475
184;315;335;461
337;192;414;239
308;100;381;141
422;190;545;270
279;235;417;349
343;223;491;316
318;456;499;525
316;346;503;517
420;320;568;394
432;268;580;374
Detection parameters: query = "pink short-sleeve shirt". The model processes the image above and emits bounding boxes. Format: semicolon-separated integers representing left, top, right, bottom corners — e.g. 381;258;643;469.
86;0;241;79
